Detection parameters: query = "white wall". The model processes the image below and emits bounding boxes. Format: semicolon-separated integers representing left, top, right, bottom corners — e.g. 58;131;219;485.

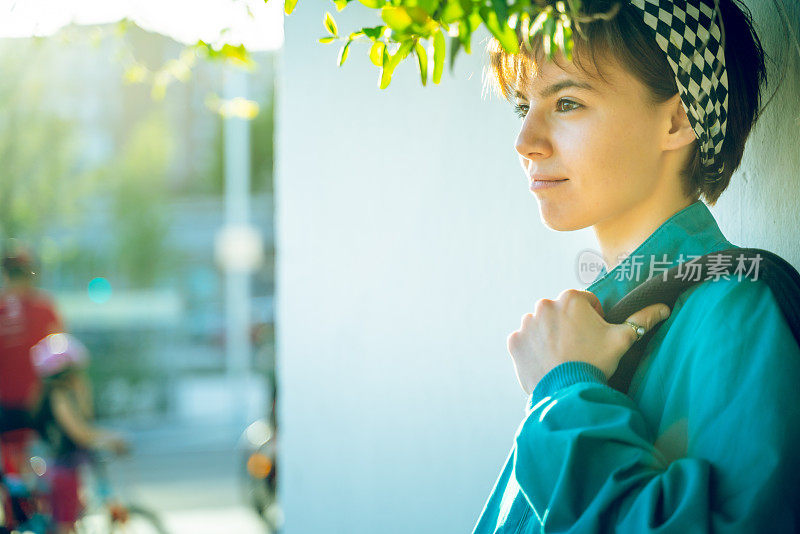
275;2;799;533
710;1;800;263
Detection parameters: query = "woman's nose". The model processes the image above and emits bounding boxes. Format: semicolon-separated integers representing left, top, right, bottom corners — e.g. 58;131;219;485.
515;114;553;161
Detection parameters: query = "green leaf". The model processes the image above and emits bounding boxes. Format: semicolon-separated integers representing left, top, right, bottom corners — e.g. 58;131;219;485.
467;10;482;32
396;39;415;62
380;40;414;89
432;28;445;84
324;12;338;36
563;22;574;61
369;41;386;66
362;25;385;41
195;41;254;68
440;0;465;24
284;0;299;15
519;12;533;53
338;40;352;66
333;0;350;10
448;34;461;74
319;36;337;44
416;0;440;13
414;41;428;86
530;7;551;37
543;15;555;59
554;18;574;61
554;18;565;57
379;48;394;89
358;0;385;7
458;12;482;54
405;6;431;25
479;6;518;55
490;0;508;23
381;6;413;32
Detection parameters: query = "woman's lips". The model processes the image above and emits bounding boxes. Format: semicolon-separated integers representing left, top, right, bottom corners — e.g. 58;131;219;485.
530;178;568;191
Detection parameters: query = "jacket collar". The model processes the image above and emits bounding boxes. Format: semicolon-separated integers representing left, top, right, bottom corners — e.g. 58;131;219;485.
586;200;735;313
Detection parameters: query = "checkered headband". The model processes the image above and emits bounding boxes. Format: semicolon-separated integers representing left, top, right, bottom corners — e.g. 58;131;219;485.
629;0;729;179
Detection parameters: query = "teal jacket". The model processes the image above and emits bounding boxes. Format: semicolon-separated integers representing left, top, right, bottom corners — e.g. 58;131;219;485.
472;200;800;533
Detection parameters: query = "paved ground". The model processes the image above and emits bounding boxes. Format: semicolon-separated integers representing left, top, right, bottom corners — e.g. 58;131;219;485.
100;417;275;534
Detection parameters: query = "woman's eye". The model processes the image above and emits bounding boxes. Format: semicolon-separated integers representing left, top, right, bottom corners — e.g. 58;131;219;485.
556;98;581;112
513;99;581;119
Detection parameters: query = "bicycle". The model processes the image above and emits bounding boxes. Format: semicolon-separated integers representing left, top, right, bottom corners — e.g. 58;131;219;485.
73;449;169;534
0;433;52;534
0;442;169;534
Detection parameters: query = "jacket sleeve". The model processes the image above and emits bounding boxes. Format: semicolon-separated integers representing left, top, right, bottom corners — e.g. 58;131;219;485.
512;279;800;533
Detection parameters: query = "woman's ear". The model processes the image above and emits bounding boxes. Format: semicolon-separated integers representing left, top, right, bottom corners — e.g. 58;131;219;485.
663;94;697;151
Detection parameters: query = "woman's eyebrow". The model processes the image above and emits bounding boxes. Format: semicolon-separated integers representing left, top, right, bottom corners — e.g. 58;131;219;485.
515;79;598;100
542;80;597;97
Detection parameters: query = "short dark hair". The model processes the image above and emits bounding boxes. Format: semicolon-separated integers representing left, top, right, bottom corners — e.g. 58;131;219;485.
484;0;768;206
2;249;35;280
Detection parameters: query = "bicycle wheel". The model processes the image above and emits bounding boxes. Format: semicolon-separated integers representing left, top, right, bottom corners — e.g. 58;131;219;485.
75;503;169;534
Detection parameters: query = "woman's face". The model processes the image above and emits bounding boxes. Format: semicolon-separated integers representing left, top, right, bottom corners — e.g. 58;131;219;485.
514;53;677;232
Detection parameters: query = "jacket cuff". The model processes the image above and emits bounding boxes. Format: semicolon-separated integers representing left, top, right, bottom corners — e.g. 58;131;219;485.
527;361;608;413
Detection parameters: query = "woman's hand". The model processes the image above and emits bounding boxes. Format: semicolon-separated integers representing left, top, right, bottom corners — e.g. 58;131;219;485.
94;431;130;456
507;289;671;395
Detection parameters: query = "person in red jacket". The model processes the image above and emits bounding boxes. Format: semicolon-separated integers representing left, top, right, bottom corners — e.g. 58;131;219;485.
0;245;63;476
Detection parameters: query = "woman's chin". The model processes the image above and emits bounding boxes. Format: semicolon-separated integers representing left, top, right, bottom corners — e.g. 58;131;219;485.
538;205;590;232
537;203;570;231
542;218;577;231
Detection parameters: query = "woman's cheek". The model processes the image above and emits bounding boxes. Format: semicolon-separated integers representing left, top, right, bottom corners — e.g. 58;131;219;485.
576;134;615;180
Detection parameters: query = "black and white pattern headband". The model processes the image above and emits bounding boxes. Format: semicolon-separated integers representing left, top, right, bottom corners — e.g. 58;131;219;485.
629;0;729;180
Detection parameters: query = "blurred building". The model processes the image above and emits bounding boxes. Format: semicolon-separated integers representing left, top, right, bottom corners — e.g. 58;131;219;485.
0;21;276;423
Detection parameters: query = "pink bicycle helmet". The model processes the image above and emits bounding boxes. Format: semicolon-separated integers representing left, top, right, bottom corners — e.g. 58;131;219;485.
30;333;89;378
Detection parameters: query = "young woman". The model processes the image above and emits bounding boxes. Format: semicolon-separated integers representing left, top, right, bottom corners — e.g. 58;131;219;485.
473;0;800;531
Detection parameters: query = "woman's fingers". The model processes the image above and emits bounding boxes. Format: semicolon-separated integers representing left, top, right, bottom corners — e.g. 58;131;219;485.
581;290;605;317
556;288;605;317
616;303;671;347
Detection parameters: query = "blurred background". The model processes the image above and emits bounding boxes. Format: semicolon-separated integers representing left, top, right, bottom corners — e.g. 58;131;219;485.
1;1;282;532
1;1;798;533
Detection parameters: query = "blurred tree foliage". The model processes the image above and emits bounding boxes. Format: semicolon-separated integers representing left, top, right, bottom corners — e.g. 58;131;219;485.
102;112;173;287
0;25;275;287
0;46;98;242
108;20;276;196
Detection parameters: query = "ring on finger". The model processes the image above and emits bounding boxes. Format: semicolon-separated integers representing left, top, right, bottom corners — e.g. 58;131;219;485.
624;321;646;342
